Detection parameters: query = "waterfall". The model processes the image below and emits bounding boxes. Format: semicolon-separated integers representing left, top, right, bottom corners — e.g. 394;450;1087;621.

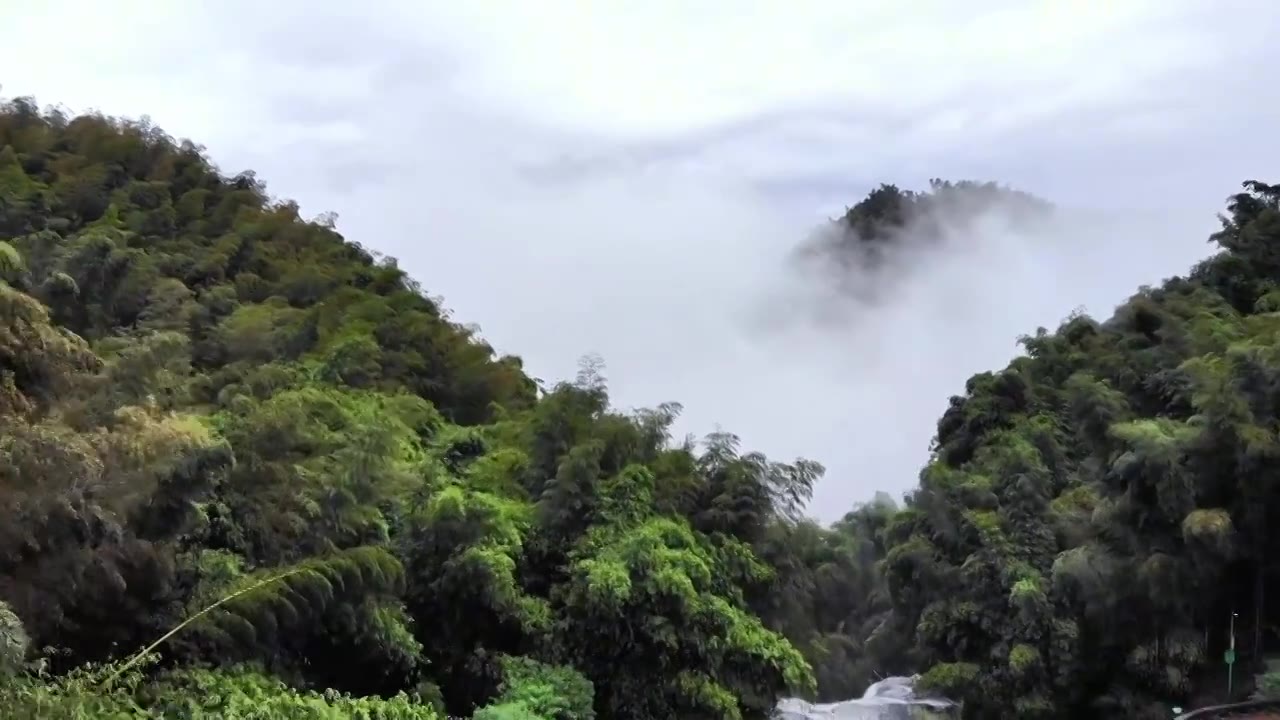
773;675;958;719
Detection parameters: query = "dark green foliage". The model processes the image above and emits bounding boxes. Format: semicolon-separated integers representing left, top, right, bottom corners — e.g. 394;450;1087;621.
0;97;818;719
801;179;1052;282
5;92;1280;720
790;178;1280;718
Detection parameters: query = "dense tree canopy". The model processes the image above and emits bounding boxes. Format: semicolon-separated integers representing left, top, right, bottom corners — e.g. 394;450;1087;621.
0;96;815;719
2;95;1278;719
774;178;1280;718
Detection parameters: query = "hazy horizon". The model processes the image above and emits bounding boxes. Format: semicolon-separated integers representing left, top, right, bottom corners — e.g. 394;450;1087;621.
5;0;1280;521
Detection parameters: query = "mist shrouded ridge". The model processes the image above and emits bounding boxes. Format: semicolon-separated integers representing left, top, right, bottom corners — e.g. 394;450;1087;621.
766;179;1054;322
701;177;1216;520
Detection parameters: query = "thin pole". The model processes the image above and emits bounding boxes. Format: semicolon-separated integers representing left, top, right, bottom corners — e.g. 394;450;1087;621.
1228;611;1238;698
100;567;303;690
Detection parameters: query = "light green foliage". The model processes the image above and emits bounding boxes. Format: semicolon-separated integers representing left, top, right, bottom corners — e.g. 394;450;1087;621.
211;383;437;562
416;487;541;623
216;299;309;364
0;601;28;676
145;666;441;719
918;662;980;695
0;662;442;719
1008;644;1040;674
1181;508;1234;553
0;240;23;282
556;465;814;718
472;656;594;720
964;509;1003;545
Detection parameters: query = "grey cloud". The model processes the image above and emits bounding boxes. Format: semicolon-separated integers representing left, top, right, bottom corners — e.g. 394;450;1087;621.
8;2;1280;521
215;7;1278;522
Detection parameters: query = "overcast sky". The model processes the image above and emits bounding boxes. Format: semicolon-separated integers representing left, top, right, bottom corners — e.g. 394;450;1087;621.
6;1;1280;521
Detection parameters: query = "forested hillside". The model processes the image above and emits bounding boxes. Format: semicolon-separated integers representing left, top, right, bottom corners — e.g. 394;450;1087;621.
1;95;1279;720
773;178;1280;718
0;97;816;719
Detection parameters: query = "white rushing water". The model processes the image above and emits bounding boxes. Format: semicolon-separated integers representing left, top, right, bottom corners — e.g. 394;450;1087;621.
773;675;958;720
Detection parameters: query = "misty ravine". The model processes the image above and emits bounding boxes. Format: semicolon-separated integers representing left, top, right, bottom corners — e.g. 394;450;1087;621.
5;93;1280;720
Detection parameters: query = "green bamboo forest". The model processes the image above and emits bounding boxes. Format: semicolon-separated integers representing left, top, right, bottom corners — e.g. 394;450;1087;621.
2;95;1280;719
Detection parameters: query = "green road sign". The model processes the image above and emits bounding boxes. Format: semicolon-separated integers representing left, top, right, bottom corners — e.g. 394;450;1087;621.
1225;648;1236;665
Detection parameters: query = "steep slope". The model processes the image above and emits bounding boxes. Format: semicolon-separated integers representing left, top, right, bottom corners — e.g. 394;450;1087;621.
899;180;1280;718
770;179;1280;719
0;96;819;720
